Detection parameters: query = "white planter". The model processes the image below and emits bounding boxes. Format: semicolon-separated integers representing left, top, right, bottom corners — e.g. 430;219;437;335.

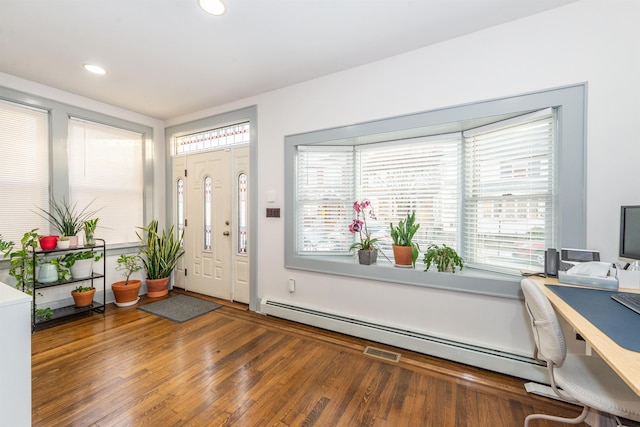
70;259;93;279
56;239;70;249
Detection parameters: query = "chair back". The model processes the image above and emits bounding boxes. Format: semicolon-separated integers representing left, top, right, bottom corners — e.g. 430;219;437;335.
521;279;566;366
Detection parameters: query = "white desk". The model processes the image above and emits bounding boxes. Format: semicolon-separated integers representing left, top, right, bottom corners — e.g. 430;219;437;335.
0;282;32;426
532;277;640;396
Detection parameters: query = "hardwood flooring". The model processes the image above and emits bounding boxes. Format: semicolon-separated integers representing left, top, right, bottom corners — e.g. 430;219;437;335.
31;291;634;426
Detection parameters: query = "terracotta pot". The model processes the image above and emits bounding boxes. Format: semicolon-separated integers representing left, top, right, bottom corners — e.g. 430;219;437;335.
392;245;413;266
146;277;170;298
71;287;96;307
111;279;142;307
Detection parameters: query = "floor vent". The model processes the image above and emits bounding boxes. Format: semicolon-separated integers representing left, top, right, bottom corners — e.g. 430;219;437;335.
364;346;401;362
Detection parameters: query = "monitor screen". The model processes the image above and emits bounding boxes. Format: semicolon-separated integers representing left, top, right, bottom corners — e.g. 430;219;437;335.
620;205;640;260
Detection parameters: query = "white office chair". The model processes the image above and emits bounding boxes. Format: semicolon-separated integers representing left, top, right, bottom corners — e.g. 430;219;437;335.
520;278;640;426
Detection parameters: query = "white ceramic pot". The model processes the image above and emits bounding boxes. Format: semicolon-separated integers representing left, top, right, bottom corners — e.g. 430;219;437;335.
70;258;93;279
56;239;70;249
38;263;58;283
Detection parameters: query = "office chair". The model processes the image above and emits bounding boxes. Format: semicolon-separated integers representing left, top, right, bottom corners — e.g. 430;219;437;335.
520;279;640;426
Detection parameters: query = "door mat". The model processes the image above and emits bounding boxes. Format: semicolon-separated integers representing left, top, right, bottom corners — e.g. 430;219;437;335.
138;294;222;323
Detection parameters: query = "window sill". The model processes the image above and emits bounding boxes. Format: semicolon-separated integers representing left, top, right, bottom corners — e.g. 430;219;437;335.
285;254;524;300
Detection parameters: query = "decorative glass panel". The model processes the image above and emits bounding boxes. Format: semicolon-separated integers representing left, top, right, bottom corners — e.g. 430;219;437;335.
176;122;250;154
177;178;184;235
238;173;248;254
204;176;212;251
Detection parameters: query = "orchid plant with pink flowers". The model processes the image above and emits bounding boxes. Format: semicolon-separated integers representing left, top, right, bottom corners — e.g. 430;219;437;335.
349;200;379;252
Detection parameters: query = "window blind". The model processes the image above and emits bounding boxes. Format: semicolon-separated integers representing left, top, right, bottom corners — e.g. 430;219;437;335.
356;135;461;254
68;117;144;244
463;108;555;272
297;146;354;253
0;100;49;243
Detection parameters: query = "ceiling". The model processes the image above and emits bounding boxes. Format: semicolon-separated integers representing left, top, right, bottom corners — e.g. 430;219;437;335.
0;0;576;121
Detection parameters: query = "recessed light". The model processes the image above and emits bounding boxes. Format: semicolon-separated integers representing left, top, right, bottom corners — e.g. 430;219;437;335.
198;0;226;16
83;64;107;75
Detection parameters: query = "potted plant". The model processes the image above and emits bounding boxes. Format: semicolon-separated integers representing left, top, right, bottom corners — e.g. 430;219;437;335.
56;235;70;249
71;284;96;307
423;243;464;273
111;254;144;307
348;200;380;265
34;198;100;247
83;218;99;246
0;230;53;319
136;219;185;298
389;211;420;267
60;250;104;279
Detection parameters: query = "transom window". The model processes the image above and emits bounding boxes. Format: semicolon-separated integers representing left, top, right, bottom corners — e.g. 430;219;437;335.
176;122;250;154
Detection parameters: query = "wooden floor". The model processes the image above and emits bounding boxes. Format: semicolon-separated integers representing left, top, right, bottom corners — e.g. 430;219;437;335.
31;290;633;427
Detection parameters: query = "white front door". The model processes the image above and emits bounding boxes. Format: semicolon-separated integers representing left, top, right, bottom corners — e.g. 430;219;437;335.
172;147;250;302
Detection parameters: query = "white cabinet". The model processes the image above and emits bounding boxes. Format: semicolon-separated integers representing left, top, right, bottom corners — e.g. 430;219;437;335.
0;282;31;426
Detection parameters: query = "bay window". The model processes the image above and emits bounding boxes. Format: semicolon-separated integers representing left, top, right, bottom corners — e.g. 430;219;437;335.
285;84;586;297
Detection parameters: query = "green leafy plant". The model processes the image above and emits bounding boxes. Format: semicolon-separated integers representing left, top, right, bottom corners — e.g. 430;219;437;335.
389;211;421;265
136;220;185;280
60;250;104;267
48;258;71;281
83;218;99;236
83;218;99;245
423;244;464;273
0;230;53;319
34;198;100;236
115;253;143;285
53;250;103;280
73;284;94;292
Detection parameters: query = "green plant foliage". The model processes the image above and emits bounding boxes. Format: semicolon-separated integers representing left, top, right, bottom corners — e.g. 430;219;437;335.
2;230;52;316
60;250;104;267
136;220;185;280
73;285;94;292
83;218;99;235
389;211;421;265
423;244;464;273
115;253;143;285
36;307;52;319
34;198;100;236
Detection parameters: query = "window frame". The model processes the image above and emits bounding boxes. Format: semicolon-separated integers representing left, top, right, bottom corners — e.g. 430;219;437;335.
0;85;154;248
284;84;587;299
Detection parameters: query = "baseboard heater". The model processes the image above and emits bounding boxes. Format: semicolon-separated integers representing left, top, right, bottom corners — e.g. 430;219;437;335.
260;298;549;384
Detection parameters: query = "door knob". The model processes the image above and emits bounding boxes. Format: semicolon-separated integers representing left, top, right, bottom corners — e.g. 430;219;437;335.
223;231;230;236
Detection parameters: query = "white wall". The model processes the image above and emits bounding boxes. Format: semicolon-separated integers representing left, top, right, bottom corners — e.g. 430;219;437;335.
167;0;640;360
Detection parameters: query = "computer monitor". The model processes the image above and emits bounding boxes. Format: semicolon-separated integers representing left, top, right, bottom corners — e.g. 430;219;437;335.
620;205;640;262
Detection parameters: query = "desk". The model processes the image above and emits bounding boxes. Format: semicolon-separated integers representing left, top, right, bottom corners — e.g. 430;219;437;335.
531;277;640;396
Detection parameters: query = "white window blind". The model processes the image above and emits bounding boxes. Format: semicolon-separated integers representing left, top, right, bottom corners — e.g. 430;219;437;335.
463;108;555;272
0;100;49;243
68;118;144;244
356;135;461;254
297;146;354;253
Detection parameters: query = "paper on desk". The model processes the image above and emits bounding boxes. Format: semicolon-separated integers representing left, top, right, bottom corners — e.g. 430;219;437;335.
566;261;611;277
